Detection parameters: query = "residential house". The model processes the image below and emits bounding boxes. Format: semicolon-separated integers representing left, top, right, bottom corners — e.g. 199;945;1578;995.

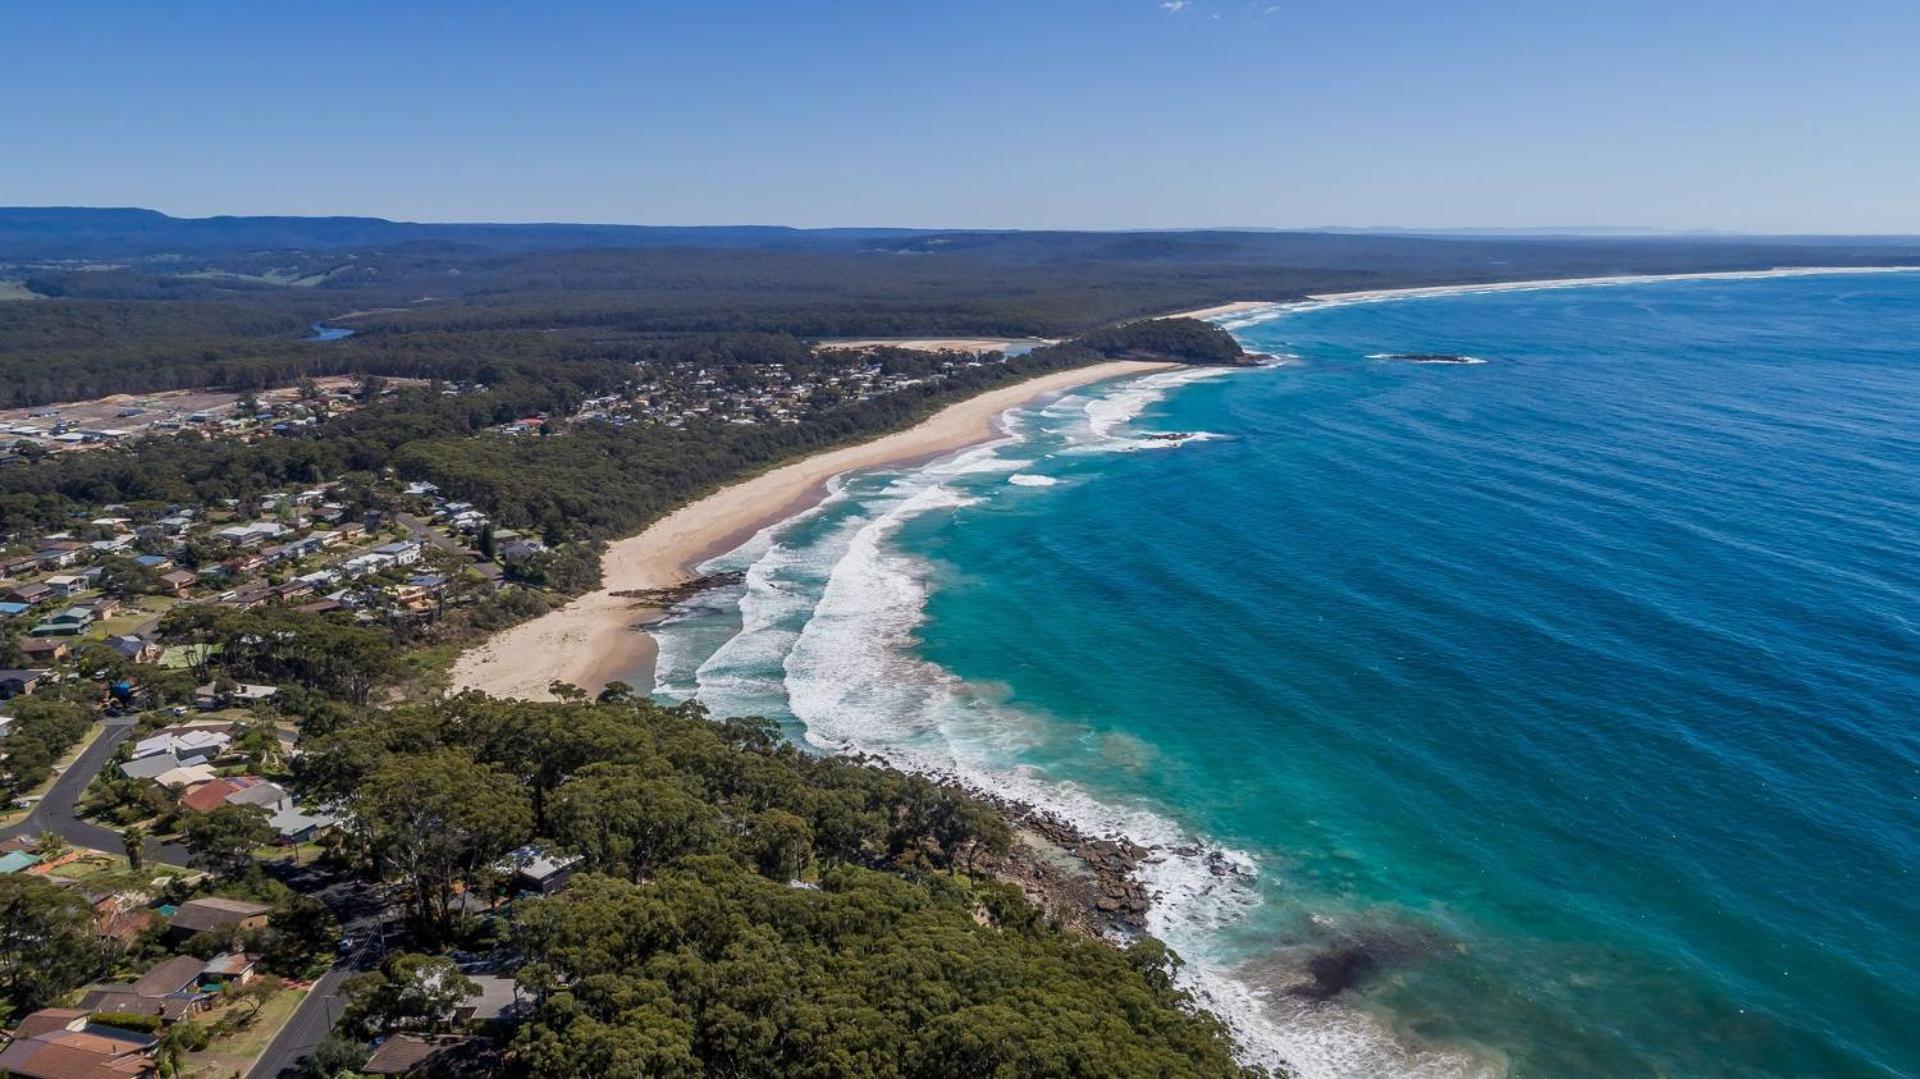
42;574;85;598
34;546;85;570
0;1015;158;1078
213;522;285;548
5;582;53;605
19;638;69;664
91;892;159;944
130;727;230;764
2;555;41;579
0;600;32;619
158;570;198;596
222;778;290;811
498;538;548;563
77;954;210;1022
198;953;259;988
164;897;270;945
0;849;44;874
132;554;176;573
0;668;47;699
500;845;582;894
149;763;218;789
106;635;163;664
179;776;266;814
361;1034;491;1076
120;753;186;781
267;801;339;843
192;682;276;709
29;606;95;636
10;1009;90;1040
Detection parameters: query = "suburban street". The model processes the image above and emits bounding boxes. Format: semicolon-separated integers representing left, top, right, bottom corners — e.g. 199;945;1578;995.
0;717;191;864
248;869;392;1078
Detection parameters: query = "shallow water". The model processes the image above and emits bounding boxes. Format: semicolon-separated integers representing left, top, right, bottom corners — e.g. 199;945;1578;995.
648;271;1920;1077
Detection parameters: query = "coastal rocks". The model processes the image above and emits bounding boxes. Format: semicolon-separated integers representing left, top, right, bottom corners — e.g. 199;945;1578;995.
610;570;744;607
1365;352;1489;365
1242;918;1450;1002
956;787;1162;937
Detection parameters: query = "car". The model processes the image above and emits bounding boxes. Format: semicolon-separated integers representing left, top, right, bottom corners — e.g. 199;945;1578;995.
337;936;356;954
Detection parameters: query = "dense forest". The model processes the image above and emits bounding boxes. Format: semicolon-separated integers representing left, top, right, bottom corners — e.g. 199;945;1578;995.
292;693;1261;1077
4;212;1917;408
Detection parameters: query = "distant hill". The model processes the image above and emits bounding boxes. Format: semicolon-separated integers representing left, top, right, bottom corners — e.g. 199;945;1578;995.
7;207;1920;262
0;207;929;257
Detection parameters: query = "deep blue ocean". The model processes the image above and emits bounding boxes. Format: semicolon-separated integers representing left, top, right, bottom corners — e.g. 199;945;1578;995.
647;271;1920;1077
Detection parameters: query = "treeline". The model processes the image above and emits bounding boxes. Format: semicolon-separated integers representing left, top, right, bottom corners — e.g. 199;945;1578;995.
9;229;1912;408
293;693;1259;1077
0;697;93;803
1080;317;1250;364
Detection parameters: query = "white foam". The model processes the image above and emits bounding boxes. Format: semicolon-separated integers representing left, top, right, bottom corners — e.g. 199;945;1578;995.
1365;353;1490;365
675;365;1496;1075
1213;267;1920;331
777;469;1486;1077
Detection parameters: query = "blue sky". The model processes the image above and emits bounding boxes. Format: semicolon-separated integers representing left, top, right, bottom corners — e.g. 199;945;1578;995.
3;1;1916;231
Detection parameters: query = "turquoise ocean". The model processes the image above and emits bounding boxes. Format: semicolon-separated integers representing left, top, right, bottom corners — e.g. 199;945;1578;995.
645;271;1920;1077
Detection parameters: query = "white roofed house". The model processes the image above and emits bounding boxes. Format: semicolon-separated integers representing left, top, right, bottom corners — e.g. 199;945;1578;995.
130;727;231;764
371;540;424;567
497;845;582;894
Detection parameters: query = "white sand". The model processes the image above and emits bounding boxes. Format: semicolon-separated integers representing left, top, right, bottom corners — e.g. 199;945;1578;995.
1161;301;1280;320
813;336;1056;353
1168;267;1920;325
450;360;1173;700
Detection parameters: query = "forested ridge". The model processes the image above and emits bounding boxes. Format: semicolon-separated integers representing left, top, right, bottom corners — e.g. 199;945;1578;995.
5;216;1917;408
294;692;1263;1077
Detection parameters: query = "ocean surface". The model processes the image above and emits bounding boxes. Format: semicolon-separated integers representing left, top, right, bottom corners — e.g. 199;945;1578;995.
646;271;1920;1078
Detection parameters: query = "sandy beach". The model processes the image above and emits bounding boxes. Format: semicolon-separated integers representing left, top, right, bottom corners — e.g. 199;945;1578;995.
1163;300;1281;321
813;336;1057;353
1167;266;1920;325
450;359;1172;700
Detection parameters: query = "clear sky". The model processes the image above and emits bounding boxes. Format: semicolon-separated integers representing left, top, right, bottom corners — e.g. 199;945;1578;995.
4;1;1917;232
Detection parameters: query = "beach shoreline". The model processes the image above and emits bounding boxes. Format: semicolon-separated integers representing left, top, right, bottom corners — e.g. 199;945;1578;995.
448;359;1173;700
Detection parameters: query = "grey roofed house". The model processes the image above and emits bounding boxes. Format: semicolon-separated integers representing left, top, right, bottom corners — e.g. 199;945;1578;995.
166;896;271;937
77;985;204;1022
130;954;206;997
120;752;184;780
224;781;289;810
106;634;160;662
267;802;339;842
497;845;581;894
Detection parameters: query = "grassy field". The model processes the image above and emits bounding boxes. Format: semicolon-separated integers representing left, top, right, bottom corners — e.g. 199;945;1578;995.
182;987;310;1078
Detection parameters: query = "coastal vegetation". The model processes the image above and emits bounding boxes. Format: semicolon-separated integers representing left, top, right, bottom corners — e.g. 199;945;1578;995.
295;692;1260;1076
1079;317;1252;364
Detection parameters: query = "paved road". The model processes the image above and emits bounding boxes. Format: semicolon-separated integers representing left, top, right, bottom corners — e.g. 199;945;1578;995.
0;718;191;865
248;869;392;1078
396;512;501;581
